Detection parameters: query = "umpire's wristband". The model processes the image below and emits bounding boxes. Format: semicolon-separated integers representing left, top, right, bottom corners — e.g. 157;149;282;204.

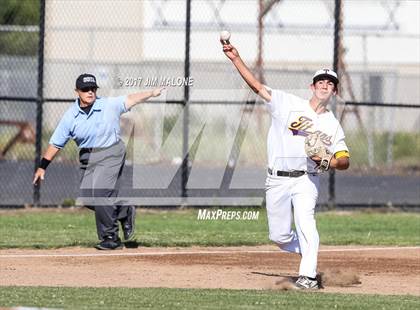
39;157;51;170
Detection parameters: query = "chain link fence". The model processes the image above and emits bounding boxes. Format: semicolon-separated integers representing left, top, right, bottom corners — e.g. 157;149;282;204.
0;0;419;207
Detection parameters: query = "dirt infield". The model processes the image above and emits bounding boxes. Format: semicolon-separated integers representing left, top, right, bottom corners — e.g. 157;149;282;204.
0;245;419;296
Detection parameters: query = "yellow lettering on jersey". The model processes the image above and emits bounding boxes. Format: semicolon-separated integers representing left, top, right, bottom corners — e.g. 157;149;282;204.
288;116;333;146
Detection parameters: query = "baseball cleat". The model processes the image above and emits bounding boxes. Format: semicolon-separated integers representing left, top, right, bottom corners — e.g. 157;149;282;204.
294;276;319;289
95;237;123;250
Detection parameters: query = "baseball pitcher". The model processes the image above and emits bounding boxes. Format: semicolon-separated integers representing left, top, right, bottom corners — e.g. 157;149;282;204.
221;39;350;289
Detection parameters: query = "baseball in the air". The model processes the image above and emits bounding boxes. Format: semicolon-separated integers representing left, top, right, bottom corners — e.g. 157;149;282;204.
220;30;231;43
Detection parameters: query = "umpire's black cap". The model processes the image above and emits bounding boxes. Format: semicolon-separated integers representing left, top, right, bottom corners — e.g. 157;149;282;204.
76;73;99;90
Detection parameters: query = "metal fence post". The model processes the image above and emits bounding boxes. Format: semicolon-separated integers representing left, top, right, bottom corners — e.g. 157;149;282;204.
330;0;342;209
33;0;46;206
182;0;191;201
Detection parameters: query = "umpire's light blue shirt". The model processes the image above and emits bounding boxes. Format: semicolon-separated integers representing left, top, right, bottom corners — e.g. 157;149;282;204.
49;96;128;149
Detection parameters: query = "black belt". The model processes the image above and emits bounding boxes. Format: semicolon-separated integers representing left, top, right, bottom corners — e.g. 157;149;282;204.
80;140;121;155
268;168;313;178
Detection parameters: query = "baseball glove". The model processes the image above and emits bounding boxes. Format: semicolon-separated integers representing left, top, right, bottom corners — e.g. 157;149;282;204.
304;133;333;172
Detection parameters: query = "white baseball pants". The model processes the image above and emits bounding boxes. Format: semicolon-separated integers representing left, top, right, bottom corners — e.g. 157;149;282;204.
265;173;320;278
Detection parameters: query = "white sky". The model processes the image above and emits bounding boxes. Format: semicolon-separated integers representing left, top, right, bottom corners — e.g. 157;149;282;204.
142;0;420;64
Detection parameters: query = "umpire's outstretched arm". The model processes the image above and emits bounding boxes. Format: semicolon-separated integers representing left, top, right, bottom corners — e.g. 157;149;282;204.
125;87;164;110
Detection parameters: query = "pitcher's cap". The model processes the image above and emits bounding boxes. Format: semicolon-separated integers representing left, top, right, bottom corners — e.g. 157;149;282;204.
313;69;339;85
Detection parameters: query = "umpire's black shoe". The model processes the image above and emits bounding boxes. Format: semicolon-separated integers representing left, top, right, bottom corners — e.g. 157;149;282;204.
121;206;136;241
95;237;123;250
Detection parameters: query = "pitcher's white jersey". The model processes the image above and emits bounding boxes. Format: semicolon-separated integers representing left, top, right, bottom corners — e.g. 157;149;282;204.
266;89;348;172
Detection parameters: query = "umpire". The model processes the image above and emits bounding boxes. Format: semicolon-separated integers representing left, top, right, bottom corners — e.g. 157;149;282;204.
33;73;163;250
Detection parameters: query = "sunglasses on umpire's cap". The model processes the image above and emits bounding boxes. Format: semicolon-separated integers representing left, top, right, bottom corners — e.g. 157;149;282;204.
312;69;339;86
76;73;99;90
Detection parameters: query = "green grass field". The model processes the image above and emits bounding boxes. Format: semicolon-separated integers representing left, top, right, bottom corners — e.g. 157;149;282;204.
0;208;419;309
0;287;419;310
0;208;419;248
